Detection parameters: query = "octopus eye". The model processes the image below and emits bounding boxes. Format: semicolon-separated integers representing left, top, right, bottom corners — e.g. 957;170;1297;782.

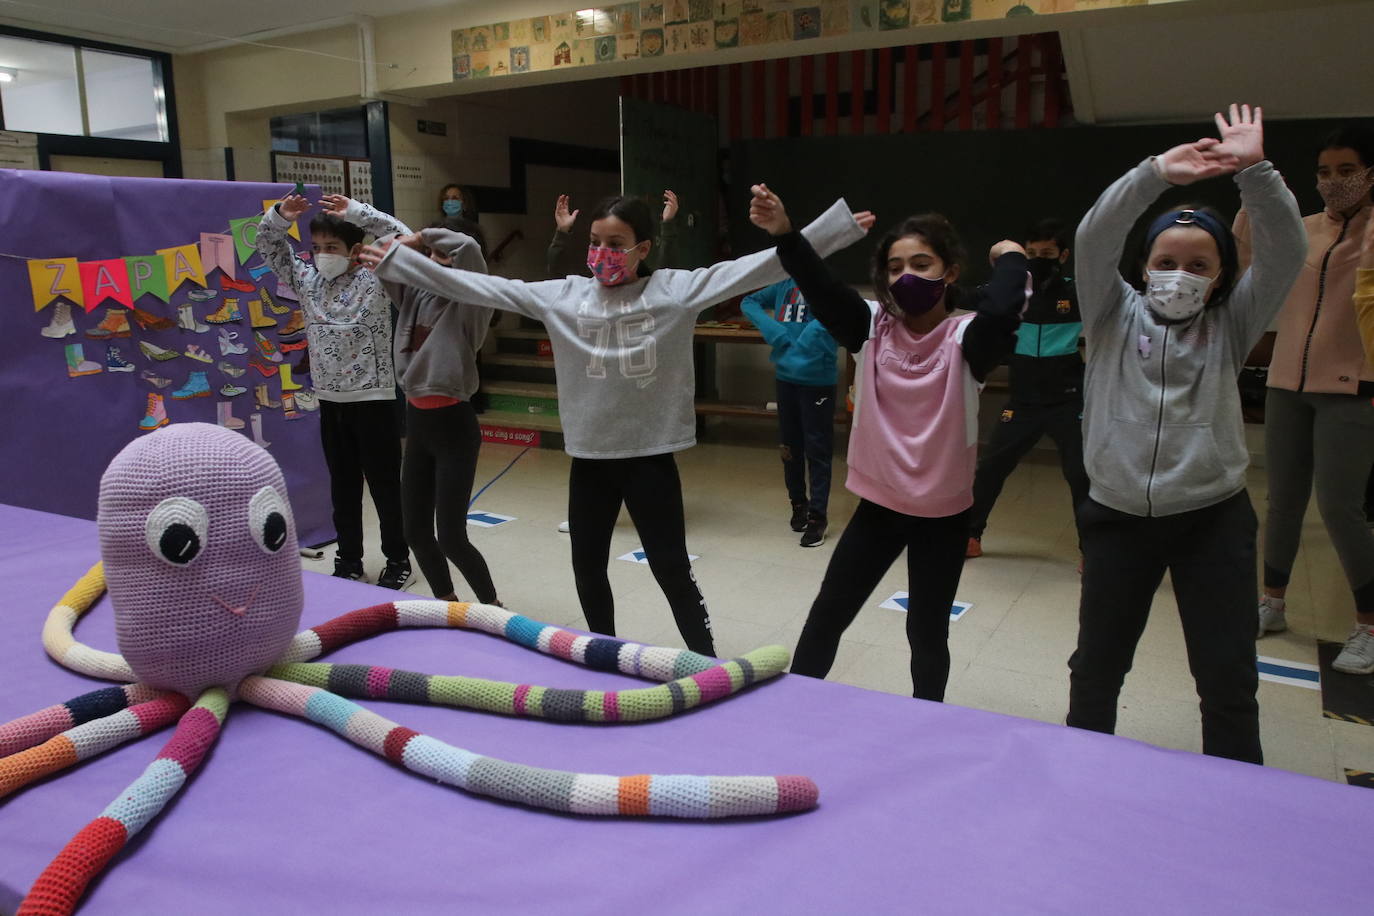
248;486;292;554
145;497;209;567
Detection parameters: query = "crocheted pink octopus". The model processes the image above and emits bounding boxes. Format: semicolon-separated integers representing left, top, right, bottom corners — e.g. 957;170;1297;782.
1;424;815;916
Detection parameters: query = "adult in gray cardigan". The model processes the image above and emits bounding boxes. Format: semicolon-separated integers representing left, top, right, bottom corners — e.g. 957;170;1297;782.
334;196;500;605
360;189;871;656
1066;105;1305;765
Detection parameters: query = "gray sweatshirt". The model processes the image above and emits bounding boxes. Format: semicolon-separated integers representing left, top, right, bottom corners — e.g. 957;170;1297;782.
377;199;865;459
1077;158;1305;517
344;202;494;402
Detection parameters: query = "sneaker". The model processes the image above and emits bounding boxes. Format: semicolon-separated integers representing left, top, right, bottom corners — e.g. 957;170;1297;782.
377;560;413;591
332;558;367;582
800;515;827;548
140;369;172;389
557;520;570;533
1333;624;1374;675
105;345;136;373
187;287;218;302
1256;596;1287;638
966;537;983;559
789;501;808;532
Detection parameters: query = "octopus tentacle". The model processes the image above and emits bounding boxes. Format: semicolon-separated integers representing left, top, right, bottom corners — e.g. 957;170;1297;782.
278;599;760;684
267;643;789;723
0;684;167;756
16;689;229;916
41;563;135;683
1;690;189;798
239;676;817;819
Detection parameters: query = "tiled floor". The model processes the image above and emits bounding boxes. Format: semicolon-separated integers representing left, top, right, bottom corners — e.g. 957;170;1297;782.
316;423;1374;784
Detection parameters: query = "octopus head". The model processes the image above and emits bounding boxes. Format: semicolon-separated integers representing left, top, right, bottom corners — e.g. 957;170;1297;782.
98;423;304;698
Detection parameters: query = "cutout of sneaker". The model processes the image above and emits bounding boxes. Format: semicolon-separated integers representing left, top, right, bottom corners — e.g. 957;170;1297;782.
184;344;213;363
218;361;246;378
332;558;367;582
1333;624;1374;675
800;515;827;548
1256;597;1287;639
377;560;413;591
790;501;808;532
187;288;218;301
139;340;180;362
966;537;983;559
105;346;136;373
140;369;172;389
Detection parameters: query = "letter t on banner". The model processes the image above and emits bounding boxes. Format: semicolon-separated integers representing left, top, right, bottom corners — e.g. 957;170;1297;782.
28;258;84;312
199;233;237;280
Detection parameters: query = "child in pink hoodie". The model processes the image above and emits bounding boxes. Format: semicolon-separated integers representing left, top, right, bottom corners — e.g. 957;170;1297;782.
750;186;1028;700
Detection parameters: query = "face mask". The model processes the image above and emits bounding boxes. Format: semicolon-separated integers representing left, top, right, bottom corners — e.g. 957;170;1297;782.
442;199;464;217
587;245;637;286
315;253;351;281
1145;269;1214;322
1317;168;1373;213
1027;257;1061;291
888;272;946;318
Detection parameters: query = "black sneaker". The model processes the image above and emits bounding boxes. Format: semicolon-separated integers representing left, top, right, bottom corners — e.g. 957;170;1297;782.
377;560;413;591
790;501;809;532
333;558;366;581
800;515;827;548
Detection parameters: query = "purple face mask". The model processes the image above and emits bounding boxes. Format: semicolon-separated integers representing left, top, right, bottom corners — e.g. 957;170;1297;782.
889;272;946;317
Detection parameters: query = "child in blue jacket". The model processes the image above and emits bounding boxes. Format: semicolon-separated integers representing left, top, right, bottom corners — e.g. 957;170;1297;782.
741;278;839;546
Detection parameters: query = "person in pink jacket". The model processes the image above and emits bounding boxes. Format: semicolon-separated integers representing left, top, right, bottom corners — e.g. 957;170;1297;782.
1247;126;1374;675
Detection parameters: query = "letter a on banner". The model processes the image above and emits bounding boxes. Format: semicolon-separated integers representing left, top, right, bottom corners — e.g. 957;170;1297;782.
199;232;237;279
125;255;169;302
79;259;134;309
28;258;83;312
157;243;207;292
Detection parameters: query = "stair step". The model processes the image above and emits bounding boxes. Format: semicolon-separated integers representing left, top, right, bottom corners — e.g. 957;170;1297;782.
484;380;558;399
479;410;564;432
484;353;555;369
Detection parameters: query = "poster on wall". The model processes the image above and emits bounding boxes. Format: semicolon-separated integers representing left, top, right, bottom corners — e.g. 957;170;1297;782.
0;169;334;546
347;159;374;204
272;153;347;195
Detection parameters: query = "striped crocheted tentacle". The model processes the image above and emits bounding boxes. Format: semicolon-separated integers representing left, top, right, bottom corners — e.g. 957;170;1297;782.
43;563;136;683
278;600;777;687
1;688;188;798
17;689;228;916
0;684;166;756
239;676;817;819
267;643;789;723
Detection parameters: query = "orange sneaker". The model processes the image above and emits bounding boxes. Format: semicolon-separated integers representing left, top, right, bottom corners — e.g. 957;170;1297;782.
966;537;983;559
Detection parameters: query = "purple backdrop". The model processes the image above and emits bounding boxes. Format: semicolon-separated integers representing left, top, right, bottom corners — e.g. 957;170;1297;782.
0;169;332;545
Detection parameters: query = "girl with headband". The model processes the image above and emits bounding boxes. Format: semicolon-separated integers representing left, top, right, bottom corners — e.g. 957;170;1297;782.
1066;105;1305;764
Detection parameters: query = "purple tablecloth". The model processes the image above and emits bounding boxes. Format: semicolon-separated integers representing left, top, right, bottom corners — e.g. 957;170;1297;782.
1;504;1367;914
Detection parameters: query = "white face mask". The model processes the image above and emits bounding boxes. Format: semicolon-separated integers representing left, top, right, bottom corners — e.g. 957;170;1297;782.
315;253;351;281
1145;269;1214;322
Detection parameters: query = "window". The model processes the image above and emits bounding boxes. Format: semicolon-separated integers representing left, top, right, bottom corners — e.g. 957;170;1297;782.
0;35;169;141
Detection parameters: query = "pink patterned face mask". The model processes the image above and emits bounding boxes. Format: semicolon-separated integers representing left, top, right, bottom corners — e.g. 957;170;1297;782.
587;245;637;286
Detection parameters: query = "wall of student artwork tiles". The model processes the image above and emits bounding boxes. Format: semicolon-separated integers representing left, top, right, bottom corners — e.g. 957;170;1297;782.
450;0;1171;82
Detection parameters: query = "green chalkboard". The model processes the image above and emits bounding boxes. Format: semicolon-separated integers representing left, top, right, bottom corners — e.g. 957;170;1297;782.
620;96;718;269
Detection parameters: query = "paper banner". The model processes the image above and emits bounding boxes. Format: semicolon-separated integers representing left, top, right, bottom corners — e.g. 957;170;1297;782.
230;217;260;264
27;258;83;312
199;232;237;279
262;201;301;241
157;243;207;292
78;259;133;309
125;254;169;303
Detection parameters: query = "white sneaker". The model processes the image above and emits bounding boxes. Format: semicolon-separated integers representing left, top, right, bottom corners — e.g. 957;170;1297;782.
1256;597;1287;638
1332;625;1374;675
557;521;570;533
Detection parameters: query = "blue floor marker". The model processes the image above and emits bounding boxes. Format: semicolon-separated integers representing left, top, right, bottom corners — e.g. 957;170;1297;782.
1256;655;1320;690
880;592;971;622
467;511;515;528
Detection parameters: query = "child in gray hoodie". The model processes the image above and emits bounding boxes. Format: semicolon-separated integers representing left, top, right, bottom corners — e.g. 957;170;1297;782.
1066;105;1305;764
341;198;500;604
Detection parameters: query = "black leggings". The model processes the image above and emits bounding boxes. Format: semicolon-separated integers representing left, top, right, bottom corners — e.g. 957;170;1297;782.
568;453;714;656
792;499;969;701
400;402;498;603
